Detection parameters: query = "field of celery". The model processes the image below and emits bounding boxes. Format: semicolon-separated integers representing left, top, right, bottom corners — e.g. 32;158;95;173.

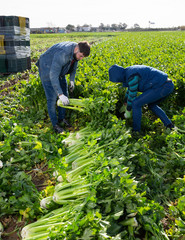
0;31;185;240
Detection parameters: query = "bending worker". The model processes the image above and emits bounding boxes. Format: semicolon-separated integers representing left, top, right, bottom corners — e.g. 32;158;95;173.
36;41;90;133
109;64;174;133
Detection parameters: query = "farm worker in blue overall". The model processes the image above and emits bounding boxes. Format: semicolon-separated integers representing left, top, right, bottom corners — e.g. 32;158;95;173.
36;41;90;133
109;64;174;133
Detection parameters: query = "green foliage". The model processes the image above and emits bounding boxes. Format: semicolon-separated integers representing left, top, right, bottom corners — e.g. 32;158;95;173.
1;32;185;239
0;170;40;218
19;73;47;116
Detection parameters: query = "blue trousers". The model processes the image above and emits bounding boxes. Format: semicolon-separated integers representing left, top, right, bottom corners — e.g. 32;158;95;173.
132;81;174;132
41;76;68;127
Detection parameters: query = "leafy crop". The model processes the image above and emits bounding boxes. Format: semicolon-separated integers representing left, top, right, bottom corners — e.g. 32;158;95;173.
0;31;185;239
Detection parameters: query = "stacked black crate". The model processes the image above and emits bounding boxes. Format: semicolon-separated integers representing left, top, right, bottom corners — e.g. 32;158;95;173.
0;16;31;73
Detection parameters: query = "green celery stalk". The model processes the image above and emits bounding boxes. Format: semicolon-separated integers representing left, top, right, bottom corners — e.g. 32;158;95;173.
21;206;73;239
54;179;84;192
66;161;93;182
55;183;91;195
72;156;95;169
53;190;89;203
66;142;84;152
22;222;65;239
57;99;85;112
65;148;88;164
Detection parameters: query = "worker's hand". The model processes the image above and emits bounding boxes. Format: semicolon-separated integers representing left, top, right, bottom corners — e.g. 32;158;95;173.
69;81;75;92
124;110;131;119
59;94;69;106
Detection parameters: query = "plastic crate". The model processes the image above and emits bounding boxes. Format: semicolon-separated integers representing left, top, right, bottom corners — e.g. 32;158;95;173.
0;16;30;73
0;55;7;73
0;16;29;28
0;26;30;36
6;54;30;72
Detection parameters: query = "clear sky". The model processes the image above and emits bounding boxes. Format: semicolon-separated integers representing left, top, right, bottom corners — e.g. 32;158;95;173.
1;0;185;28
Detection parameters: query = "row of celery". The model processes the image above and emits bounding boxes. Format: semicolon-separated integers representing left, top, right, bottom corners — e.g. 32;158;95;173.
21;123;122;239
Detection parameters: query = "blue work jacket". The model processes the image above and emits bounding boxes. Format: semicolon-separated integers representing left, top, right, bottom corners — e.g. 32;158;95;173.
37;41;78;95
109;64;168;92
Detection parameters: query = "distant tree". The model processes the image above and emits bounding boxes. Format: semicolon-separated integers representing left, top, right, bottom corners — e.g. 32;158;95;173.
66;24;75;32
99;23;105;31
105;24;111;31
76;25;81;31
134;23;140;29
118;22;127;30
111;23;118;31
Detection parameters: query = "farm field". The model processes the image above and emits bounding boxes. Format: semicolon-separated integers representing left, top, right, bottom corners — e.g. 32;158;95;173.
0;31;185;239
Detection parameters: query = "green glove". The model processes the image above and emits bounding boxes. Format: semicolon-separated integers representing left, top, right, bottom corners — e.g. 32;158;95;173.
124;110;131;119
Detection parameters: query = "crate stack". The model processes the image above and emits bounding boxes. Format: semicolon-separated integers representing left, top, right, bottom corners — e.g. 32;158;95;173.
0;16;31;74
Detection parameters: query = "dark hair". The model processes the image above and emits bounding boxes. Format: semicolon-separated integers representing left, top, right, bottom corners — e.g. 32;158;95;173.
78;41;90;57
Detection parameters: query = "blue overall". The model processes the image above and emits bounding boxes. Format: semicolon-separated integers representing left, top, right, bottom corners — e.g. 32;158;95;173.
36;42;78;126
109;64;174;132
